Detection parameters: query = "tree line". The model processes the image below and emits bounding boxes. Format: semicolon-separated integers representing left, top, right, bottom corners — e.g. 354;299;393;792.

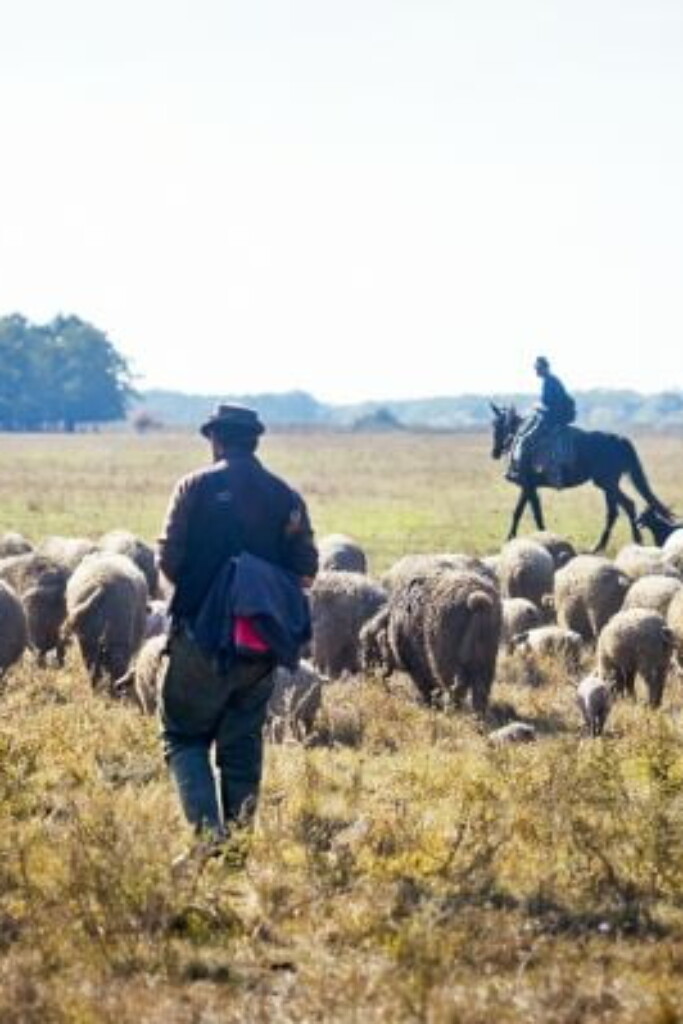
0;314;134;431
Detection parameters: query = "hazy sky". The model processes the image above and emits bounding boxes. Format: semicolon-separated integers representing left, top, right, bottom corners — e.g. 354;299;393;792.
1;0;682;402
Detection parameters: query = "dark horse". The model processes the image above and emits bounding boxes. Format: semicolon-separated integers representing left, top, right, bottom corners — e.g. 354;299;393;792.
490;404;671;551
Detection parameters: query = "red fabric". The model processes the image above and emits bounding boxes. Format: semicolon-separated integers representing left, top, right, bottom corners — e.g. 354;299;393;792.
234;615;270;653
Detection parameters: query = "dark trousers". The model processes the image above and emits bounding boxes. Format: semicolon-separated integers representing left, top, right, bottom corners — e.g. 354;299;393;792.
160;628;274;836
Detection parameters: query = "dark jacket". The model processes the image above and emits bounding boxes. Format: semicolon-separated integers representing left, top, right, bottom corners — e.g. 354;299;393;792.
158;453;318;622
192;551;312;671
541;373;576;426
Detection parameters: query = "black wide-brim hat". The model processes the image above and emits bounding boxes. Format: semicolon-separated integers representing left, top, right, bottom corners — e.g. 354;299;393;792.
199;403;265;439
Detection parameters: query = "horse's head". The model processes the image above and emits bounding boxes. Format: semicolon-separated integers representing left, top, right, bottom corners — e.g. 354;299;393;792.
490;402;521;460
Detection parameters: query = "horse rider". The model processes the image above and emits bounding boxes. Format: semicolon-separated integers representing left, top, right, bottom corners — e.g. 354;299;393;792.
509;356;576;482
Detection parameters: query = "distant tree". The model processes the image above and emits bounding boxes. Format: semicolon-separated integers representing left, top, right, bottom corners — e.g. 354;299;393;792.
0;313;136;431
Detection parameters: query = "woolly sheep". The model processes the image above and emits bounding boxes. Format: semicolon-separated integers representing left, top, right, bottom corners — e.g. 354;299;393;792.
267;660;324;742
38;536;98;572
576;675;612;737
0;581;28;676
65;552;148;688
0;532;33;558
528;531;576;569
510;625;584;674
597;608;675;708
318;534;367;574
381;553;496;594
489;721;536;745
667;589;683;665
614;544;680;581
364;568;502;715
501;597;542;648
99;529;159;598
498;539;555;609
623;575;683;617
554;555;631;642
115;633;168;714
0;553;70;665
309;571;387;678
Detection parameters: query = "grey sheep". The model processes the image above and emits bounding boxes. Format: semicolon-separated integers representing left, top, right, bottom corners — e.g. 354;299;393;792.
0;553;70;665
267;660;324;742
382;553;496;593
510;625;584;674
318;534;368;574
489;721;536;745
554;555;631;642
38;536;99;572
501;597;542;648
614;544;680;581
623;575;683;617
0;532;33;558
99;529;159;598
364;568;502;715
115;633;168;714
597;608;675;708
498;539;555;609
145;599;171;639
528;531;576;569
65;552;148;688
0;580;28;677
576;674;612;737
309;571;387;678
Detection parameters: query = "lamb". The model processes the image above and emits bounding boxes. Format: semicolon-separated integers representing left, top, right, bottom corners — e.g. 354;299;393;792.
510;625;584;674
498;539;555;609
553;555;631;642
489;721;536;745
0;581;28;677
115;633;168;713
318;534;368;574
267;660;324;742
528;531;576;569
501;597;542;648
0;553;70;665
364;568;502;715
99;530;159;598
576;675;612;737
309;571;387;678
65;552;148;688
623;575;683;617
0;532;33;558
614;544;680;581
38;536;98;572
597;608;675;708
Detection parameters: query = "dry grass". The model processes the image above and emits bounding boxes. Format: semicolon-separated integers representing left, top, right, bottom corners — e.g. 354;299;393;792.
1;429;683;1022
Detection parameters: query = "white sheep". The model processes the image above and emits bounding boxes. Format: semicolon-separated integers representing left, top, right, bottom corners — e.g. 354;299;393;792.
597;608;675;708
498;539;555;609
554;555;631;642
623;575;683;617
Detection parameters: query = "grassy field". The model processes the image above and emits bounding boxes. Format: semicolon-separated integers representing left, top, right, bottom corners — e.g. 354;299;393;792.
1;429;683;1023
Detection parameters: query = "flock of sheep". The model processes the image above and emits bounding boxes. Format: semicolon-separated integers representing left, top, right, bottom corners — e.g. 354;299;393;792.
1;524;683;743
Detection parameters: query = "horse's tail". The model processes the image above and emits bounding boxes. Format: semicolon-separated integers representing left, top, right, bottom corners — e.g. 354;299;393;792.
621;438;671;518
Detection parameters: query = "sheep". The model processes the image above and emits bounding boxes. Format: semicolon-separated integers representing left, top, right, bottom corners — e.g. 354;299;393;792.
597;608;675;708
576;675;612;737
623;575;683;617
0;553;70;665
489;721;536;745
318;534;368;574
553;555;631;642
65;552;148;688
115;633;168;713
0;532;33;558
509;625;584;675
528;531;576;569
501;597;542;648
309;572;387;678
267;660;324;742
367;568;502;715
667;589;683;667
38;536;99;572
145;599;171;639
99;529;159;598
381;553;496;593
0;581;28;677
614;544;680;581
498;539;555;609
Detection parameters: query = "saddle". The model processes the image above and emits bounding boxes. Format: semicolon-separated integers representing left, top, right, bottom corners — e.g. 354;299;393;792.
530;426;578;487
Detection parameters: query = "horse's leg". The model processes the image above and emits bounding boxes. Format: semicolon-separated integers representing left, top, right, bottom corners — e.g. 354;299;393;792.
615;487;642;544
528;487;545;530
592;487;619;552
508;489;529;539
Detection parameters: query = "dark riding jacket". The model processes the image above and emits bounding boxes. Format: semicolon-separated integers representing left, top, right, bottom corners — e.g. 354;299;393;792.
540;374;575;427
